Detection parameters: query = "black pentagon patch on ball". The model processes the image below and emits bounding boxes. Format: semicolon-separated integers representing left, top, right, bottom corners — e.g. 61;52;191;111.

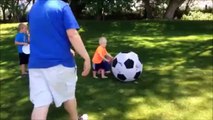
134;71;141;79
112;58;118;67
117;74;126;81
121;51;130;54
124;59;134;69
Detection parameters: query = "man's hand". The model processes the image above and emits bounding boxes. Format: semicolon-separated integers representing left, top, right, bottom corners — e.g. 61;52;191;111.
66;29;91;76
23;43;28;46
81;58;91;76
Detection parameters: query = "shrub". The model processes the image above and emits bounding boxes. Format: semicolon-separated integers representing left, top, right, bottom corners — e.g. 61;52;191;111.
182;11;213;20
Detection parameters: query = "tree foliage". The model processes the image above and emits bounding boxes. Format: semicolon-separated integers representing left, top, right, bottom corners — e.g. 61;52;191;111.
79;0;187;20
1;0;212;22
0;0;31;22
82;0;134;20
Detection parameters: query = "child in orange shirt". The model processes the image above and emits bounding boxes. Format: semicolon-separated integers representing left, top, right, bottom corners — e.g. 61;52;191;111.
92;37;113;78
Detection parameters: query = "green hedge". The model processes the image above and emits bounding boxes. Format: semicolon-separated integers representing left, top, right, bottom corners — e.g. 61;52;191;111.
182;11;213;20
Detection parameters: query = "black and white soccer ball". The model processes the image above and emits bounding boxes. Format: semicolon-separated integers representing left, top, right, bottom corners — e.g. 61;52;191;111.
111;51;143;82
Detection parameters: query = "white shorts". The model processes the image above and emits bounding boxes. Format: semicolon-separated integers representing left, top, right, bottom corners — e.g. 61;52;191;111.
29;64;77;108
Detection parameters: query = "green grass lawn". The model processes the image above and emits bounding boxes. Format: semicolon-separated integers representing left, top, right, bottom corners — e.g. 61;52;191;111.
0;20;213;120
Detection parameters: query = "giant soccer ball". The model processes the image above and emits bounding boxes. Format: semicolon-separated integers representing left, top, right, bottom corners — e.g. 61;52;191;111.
111;51;143;82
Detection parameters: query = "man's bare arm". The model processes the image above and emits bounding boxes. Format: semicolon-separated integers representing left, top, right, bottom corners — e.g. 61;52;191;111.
66;29;91;76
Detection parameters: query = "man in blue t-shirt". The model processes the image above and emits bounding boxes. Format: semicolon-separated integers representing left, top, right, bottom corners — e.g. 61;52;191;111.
28;0;91;119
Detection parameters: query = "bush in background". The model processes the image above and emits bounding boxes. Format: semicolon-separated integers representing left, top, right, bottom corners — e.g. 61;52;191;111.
182;11;213;20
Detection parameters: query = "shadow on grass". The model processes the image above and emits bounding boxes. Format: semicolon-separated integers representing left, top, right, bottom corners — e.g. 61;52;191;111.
0;21;212;120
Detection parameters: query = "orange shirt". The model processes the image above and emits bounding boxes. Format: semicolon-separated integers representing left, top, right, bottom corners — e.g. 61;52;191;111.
92;45;107;64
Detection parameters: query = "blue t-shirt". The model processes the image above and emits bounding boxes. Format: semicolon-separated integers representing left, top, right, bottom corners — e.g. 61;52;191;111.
28;0;79;68
15;32;28;53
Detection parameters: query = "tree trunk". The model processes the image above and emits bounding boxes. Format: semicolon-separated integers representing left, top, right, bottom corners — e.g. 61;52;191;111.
184;0;192;14
24;1;31;12
70;0;85;19
1;7;6;21
96;8;103;20
164;0;185;20
96;1;104;21
142;0;153;19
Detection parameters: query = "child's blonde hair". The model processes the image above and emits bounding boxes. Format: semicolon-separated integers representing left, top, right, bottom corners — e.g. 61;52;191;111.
99;37;107;44
17;23;27;31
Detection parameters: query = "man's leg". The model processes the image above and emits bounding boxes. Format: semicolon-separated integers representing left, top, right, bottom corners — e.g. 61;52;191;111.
31;105;49;120
64;99;78;120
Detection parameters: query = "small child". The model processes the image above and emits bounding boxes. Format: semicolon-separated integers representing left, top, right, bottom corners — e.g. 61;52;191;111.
14;23;30;77
92;37;113;79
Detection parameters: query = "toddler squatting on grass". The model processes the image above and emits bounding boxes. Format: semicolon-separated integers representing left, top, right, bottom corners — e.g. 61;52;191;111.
92;37;113;79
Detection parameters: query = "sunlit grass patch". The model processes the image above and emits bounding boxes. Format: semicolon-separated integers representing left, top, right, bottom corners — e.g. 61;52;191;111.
168;34;213;41
0;23;19;38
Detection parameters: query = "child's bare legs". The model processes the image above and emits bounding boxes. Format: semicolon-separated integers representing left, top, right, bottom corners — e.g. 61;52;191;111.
93;69;108;79
97;69;101;74
20;64;28;75
93;71;98;78
101;69;108;78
